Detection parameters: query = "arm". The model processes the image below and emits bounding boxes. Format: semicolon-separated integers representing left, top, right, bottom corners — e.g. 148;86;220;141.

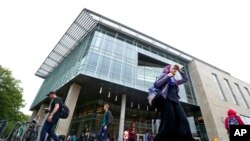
176;71;189;85
225;117;229;129
107;111;112;127
154;73;170;88
49;104;60;117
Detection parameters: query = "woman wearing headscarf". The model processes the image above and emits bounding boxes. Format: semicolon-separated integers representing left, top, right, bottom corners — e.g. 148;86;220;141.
153;64;195;141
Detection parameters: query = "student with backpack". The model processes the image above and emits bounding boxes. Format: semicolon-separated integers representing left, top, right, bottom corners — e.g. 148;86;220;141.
149;64;195;141
97;103;113;141
224;108;245;134
40;91;61;141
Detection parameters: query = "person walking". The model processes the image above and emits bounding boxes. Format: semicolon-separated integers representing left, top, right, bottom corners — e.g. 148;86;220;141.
82;127;90;141
39;91;61;141
145;130;149;141
123;129;129;141
224;109;245;135
148;131;153;141
71;134;77;141
153;64;195;141
97;103;113;141
128;123;136;141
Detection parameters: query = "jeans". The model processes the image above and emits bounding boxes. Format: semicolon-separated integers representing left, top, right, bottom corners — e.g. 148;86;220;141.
40;117;60;141
97;126;109;141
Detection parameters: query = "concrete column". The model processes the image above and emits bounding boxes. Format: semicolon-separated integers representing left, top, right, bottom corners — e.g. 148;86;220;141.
30;109;39;121
36;104;49;140
118;94;126;141
36;104;48;125
56;83;81;136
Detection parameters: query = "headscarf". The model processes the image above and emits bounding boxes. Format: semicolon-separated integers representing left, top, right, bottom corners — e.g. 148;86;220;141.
227;109;237;116
162;64;171;74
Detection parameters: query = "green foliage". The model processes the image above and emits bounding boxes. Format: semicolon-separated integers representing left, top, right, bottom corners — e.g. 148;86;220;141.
0;65;30;137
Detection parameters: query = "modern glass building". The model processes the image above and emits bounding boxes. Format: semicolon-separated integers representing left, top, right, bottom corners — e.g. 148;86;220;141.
30;9;250;141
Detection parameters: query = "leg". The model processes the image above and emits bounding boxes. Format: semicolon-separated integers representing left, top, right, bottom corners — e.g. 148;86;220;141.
97;126;104;141
40;121;51;141
174;102;195;141
155;99;178;141
47;118;60;141
102;127;109;141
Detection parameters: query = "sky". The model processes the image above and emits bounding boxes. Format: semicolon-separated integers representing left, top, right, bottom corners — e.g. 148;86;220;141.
0;0;249;115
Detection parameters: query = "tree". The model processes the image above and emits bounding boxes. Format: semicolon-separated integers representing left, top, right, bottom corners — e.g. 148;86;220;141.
0;65;29;136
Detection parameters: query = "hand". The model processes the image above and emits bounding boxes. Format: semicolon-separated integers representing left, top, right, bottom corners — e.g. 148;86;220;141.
104;125;107;130
167;73;174;77
45;108;50;113
47;115;53;122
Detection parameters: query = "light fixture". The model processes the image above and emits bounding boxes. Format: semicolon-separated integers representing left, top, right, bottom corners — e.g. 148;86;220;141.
108;91;111;98
115;95;117;101
138;104;140;109
131;102;133;108
99;87;102;94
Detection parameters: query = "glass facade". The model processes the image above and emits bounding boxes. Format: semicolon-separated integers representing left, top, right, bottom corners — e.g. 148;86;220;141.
211;74;226;101
31;33;93;108
80;26;197;105
223;79;238;105
32;26;197;108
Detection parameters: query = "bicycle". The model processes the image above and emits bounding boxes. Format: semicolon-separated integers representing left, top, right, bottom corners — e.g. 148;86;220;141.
21;120;40;141
0;119;7;139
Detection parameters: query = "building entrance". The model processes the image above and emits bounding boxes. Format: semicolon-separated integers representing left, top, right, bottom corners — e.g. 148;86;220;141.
65;76;207;141
68;99;156;140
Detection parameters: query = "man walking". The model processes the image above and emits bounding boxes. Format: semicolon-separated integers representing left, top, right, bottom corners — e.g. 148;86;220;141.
97;103;113;141
40;91;61;141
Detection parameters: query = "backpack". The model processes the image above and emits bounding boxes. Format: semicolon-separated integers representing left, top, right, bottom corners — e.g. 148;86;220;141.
59;99;70;119
228;116;239;129
148;86;164;108
148;74;168;109
107;111;113;126
148;75;167;124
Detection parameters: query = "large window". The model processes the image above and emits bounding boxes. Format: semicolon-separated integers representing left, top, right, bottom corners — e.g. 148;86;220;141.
99;56;111;76
212;74;226;101
111;60;122;81
244;87;250;96
224;79;238;105
103;38;114;52
114;42;124;58
123;63;133;83
87;53;99;72
125;43;135;60
234;83;249;108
